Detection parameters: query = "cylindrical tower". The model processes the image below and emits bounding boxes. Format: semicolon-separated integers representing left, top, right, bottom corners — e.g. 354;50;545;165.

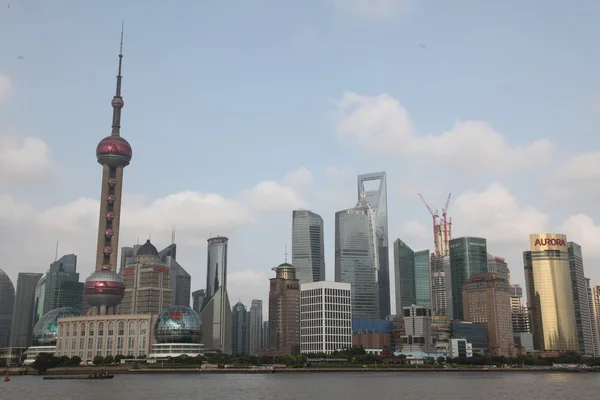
84;28;130;316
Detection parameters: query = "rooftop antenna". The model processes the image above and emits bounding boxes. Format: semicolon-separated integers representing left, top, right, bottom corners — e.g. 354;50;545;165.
54;240;59;262
111;21;125;136
171;225;176;245
137;235;140;245
284;245;288;263
149;232;152;241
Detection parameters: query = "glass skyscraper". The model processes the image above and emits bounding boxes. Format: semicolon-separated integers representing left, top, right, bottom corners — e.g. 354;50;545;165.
10;272;43;347
567;241;594;356
159;244;192;307
393;240;430;313
231;301;251;356
291;210;325;284
449;237;488;321
199;236;232;354
357;172;390;319
0;269;15;348
335;205;378;319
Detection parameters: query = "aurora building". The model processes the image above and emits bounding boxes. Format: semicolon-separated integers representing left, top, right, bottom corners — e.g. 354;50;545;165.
524;234;578;352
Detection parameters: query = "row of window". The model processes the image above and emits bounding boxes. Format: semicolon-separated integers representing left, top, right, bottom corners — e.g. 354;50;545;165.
59;320;149;337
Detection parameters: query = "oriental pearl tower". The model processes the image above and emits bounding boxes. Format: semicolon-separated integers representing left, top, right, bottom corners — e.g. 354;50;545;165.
83;26;131;316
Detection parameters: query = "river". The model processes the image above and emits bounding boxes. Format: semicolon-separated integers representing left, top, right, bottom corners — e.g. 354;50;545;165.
2;372;598;399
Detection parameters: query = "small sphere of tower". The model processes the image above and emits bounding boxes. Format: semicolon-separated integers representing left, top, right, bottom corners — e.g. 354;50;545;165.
96;136;132;167
111;97;124;109
83;269;125;309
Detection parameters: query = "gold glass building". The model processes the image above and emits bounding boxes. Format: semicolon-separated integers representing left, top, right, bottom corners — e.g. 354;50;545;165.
524;233;578;352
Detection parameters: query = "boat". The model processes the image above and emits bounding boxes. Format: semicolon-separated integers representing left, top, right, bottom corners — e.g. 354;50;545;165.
4;371;9;382
43;373;114;380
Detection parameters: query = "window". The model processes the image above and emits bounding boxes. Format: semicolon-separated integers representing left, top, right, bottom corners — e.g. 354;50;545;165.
98;322;104;336
89;322;95;336
108;322;114;336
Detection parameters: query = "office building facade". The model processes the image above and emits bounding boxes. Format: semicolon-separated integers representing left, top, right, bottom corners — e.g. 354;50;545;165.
192;290;205;314
0;270;15;348
300;281;352;354
268;263;300;355
431;256;449;317
335;205;378;319
292;210;325;284
524;233;578;352
159;244;192;307
10;273;43;347
231;302;250;356
449;237;488;320
357;172;390;319
199;236;232;354
567;242;594;356
487;254;509;281
400;305;433;353
462;273;515;357
393;240;431;312
249;300;263;355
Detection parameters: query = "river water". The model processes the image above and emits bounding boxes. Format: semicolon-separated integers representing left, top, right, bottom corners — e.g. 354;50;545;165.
2;372;598;399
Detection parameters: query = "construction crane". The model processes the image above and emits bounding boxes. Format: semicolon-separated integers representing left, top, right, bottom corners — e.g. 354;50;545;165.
418;193;453;258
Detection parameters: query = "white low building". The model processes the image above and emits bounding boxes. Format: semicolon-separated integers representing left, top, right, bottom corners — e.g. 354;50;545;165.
148;343;204;359
300;281;352;354
447;338;473;358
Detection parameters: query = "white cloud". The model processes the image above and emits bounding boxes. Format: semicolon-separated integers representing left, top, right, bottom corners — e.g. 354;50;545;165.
283;167;315;189
328;0;409;19
400;219;428;239
0;132;55;182
0;73;11;101
242;170;310;212
336;92;555;173
550;151;600;200
560;214;600;262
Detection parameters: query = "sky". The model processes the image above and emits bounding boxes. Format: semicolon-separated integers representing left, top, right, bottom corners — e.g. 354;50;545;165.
1;0;600;316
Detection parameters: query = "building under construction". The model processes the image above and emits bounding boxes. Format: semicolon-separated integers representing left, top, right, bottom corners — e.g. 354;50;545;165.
419;193;452;317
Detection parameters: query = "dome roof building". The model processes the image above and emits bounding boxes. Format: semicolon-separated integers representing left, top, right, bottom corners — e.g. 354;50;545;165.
32;307;84;346
154;305;202;344
137;239;159;258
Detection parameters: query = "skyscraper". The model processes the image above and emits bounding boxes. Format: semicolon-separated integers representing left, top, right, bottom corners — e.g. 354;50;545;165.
357;172;390;319
291;210;325;284
591;285;600;354
567;242;594;356
509;284;530;333
261;321;270;349
10;272;42;347
120;240;172;315
268;263;300;355
431;256;449;317
414;250;431;307
449;237;488;321
232;302;251;356
83;29;130;316
249;299;263;355
0;269;15;348
34;254;84;324
199;236;232;354
335;205;378;320
393;239;415;312
192;289;205;314
524;233;578;352
462;273;515;357
159;244;191;307
586;279;599;356
487;254;509;281
400;305;433;353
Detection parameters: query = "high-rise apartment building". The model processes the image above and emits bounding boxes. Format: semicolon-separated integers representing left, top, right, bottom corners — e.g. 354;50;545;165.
232;302;251;356
0;270;15;348
335;205;378;320
462;273;515;356
357;172;390;319
592;285;600;354
268;263;300;355
34;254;84;324
393;239;431;312
487;254;509;281
291;210;325;284
249;300;263;355
159;244;191;307
119;245;140;273
10;273;42;347
120;240;172;315
261;321;269;349
431;256;449;317
300;281;352;354
199;236;232;354
567;242;594;356
400;305;433;353
449;237;488;321
192;289;205;314
524;233;578;352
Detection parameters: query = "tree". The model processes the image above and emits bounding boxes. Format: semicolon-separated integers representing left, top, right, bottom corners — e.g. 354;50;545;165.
113;355;124;364
93;356;105;365
32;353;58;375
436;356;446;365
67;356;82;366
104;355;115;365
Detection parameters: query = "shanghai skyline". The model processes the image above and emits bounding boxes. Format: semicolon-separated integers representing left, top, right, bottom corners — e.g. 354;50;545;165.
1;1;600;315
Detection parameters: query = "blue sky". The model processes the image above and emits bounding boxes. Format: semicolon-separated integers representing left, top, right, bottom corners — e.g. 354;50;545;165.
1;0;600;314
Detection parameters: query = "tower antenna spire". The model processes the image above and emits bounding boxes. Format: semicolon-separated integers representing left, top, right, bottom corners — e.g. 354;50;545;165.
284;245;288;263
111;21;125;136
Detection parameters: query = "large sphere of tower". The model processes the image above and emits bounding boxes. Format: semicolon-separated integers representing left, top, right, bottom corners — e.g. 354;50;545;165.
83;269;125;308
96;135;132;167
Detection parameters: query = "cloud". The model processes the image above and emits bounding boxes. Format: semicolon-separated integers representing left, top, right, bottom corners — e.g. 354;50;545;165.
227;269;270;313
550;151;600;200
242;169;310;212
452;183;549;245
0;132;55;182
400;219;428;239
283;167;315;189
336;92;555;173
0;73;11;101
560;214;600;262
328;0;409;19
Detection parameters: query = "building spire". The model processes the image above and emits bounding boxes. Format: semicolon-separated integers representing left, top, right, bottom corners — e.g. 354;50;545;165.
111;22;125;136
